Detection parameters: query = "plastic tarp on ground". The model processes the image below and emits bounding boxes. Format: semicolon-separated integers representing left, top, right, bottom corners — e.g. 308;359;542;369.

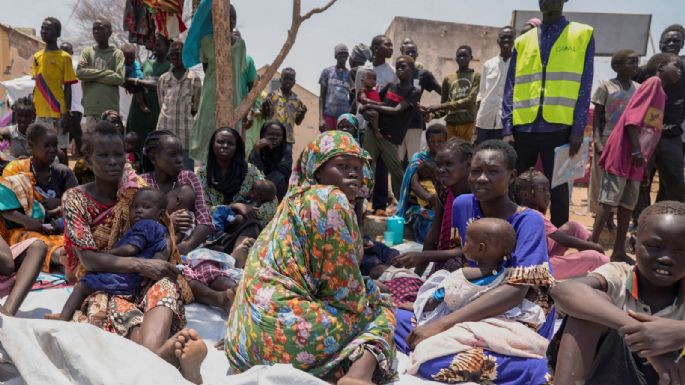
0;243;445;385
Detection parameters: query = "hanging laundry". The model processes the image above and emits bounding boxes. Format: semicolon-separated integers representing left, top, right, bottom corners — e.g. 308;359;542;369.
123;0;156;50
143;0;187;40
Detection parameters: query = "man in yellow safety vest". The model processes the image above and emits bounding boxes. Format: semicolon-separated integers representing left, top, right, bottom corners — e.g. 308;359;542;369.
502;0;594;227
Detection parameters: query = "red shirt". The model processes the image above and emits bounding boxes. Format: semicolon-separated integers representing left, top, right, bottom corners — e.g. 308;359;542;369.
598;76;666;181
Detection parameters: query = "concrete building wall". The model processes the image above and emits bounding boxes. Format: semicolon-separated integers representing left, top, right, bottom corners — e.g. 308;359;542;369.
0;25;44;82
385;17;503;105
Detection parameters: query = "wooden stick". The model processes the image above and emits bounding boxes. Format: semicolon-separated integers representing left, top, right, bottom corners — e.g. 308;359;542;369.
212;0;233;128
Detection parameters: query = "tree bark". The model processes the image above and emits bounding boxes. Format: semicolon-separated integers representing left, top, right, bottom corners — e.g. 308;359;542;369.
221;0;339;129
212;0;233;128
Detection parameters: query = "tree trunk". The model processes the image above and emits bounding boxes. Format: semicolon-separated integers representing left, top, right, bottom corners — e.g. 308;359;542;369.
212;0;233;129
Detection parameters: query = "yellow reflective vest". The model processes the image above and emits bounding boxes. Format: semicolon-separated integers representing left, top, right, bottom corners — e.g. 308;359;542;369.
513;22;593;126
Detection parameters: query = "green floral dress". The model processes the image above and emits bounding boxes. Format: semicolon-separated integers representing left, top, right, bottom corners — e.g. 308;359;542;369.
225;131;397;383
197;163;277;224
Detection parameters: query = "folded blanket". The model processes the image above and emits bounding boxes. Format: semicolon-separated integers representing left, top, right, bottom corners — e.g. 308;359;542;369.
407;317;549;375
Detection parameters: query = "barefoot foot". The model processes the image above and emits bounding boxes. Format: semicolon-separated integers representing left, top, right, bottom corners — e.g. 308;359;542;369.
157;330;187;366
219;288;235;314
174;329;207;384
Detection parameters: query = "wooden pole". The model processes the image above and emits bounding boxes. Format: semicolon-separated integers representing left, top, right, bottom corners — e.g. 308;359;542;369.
212;0;233;129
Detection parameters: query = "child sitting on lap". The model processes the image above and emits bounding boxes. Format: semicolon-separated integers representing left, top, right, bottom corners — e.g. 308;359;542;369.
59;188;170;322
515;169;609;280
212;180;276;232
407;218;550;374
550;201;685;385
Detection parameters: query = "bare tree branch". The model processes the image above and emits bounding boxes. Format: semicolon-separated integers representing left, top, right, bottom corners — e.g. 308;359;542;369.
226;0;339;127
301;0;338;21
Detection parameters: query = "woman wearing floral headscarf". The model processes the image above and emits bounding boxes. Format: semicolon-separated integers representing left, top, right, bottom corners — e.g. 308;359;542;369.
226;131;397;384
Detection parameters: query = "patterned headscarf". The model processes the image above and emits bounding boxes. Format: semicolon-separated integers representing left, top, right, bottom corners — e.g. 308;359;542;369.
288;131;372;199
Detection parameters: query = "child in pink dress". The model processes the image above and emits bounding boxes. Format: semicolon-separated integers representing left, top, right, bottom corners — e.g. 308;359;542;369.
515;169;609;279
592;53;682;263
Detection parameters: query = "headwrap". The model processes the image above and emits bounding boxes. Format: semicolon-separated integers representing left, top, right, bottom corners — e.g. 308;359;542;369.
336;113;359;129
288;131;372;199
350;43;372;65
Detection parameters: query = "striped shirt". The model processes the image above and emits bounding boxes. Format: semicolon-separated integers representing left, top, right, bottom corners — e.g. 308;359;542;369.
156;69;202;151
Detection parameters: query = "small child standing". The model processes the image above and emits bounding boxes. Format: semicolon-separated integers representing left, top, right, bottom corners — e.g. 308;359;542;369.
515;169;608;280
122;44;150;114
592;53;682;264
589;49;640;218
408;217;551;374
59;188;170;322
357;69;384;139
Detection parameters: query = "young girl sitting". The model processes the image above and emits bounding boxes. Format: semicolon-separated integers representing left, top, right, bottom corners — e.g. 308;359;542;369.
358;69;384;139
515;169;609;279
550;200;685;385
59;188;170;322
407;217;550;374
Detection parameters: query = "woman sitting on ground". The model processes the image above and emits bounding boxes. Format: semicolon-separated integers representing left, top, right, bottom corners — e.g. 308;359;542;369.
1;122;78;273
198;127;278;253
394;140;555;384
140;130;212;255
395;124;448;243
0;237;46;315
248;120;292;200
226;131;397;385
384;139;472;307
61;121;206;383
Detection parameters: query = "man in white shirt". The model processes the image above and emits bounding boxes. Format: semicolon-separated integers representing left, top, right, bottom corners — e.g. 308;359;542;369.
474;26;515;145
60;42;84;156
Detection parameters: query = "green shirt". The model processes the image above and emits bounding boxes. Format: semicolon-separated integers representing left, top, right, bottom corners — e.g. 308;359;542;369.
76;45;125;116
440;70;480;125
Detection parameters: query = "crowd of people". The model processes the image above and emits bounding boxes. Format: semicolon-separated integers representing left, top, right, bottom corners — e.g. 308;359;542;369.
1;0;685;384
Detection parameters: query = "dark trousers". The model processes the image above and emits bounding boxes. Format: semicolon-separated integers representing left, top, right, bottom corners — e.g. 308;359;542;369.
514;129;570;227
475;127;504;145
372;158;389;210
633;133;685;222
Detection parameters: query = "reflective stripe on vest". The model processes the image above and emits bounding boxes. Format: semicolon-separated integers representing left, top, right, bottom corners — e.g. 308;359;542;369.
512;22;593;126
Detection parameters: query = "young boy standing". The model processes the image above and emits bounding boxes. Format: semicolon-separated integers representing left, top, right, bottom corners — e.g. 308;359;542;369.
427;45;480;142
76;19;125;135
32;17;77;164
592;53;682;264
551;200;685;385
318;44;350;132
157;41;202;170
262;67;307;146
589;49;640;216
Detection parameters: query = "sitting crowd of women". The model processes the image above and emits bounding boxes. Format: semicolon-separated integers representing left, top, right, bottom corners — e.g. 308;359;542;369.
2;110;685;385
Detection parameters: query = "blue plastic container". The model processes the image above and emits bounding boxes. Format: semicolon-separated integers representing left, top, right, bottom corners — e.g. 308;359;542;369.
387;216;405;245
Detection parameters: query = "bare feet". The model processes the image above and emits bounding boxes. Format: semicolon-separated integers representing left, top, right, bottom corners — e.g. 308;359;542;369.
44;313;62;320
157;330;185;366
0;304;9;316
213;338;225;350
232;238;255;268
174;329;207;384
218;288;235;314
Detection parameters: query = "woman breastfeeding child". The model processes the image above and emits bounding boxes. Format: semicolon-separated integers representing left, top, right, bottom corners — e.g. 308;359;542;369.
395;140;555;384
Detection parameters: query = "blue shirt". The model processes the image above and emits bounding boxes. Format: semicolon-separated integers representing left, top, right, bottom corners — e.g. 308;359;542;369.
502;17;595;137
